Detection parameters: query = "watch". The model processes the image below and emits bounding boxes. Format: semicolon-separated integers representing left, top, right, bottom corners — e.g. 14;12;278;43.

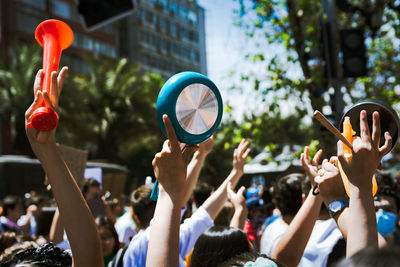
328;200;349;218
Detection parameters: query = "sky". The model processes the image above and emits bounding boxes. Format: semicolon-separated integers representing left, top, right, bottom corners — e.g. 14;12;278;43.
196;0;305;122
196;0;258;121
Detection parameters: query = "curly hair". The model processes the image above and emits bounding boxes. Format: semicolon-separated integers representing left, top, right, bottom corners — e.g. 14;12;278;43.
0;242;72;267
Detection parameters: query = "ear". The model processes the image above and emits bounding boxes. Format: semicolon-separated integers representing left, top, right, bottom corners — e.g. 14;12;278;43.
302;193;306;204
132;213;140;226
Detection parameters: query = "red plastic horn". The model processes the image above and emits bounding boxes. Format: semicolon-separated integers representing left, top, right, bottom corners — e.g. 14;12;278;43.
27;19;73;131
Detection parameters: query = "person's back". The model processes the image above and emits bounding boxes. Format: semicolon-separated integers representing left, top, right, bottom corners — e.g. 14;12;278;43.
260;174;303;256
114;191;138;246
122;184;214;267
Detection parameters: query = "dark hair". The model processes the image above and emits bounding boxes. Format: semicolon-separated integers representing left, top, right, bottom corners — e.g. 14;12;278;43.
130;184;156;229
334;246;400;267
272;173;303;216
0;242;72;266
193;181;213;207
220;251;283;267
2;195;23;217
95;215;120;255
0;232;18;254
214;201;234;227
375;171;400;212
35;208;56;237
82;178;101;198
191;226;251;267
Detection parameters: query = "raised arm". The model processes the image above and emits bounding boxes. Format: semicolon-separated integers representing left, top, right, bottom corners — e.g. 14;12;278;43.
272;147;323;266
49;208;64;245
315;157;387;248
201;139;250;220
227;182;247;230
181;135;214;207
337;110;392;257
146;115;197;267
25;69;103;267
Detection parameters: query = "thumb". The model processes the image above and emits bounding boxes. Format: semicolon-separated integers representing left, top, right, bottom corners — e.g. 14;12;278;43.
237;186;246;196
182;145;199;163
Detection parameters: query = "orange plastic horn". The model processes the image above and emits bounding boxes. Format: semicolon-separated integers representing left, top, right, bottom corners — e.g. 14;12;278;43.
28;19;73;131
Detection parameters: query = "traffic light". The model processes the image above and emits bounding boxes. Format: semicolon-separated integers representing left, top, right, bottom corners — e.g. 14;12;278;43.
340;28;367;77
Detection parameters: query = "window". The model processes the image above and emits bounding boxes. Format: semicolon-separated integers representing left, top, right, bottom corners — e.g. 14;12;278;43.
169;2;178;15
19;0;45;9
159;0;168;8
170;23;177;37
179;8;188;20
188;11;197;24
181;28;188;41
190;50;199;61
159;18;168;33
188;31;198;42
16;13;41;33
53;0;71;19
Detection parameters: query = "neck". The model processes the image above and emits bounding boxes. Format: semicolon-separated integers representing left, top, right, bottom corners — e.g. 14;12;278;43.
282;214;294;225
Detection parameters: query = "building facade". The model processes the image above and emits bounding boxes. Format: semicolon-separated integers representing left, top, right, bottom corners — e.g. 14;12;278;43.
0;0;207;78
0;0;118;72
119;0;207;78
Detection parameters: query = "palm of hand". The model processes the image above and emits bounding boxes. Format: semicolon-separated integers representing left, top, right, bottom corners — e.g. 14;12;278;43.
25;68;67;146
300;147;323;187
233;139;251;173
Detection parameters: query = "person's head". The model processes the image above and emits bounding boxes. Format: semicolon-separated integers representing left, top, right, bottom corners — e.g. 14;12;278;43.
214;201;234;226
271;173;304;217
191;226;251;267
192;181;213;208
82;178;101;200
0;242;72;266
374;171;400;237
130;184;156;229
334;245;400;267
95;215;119;257
220;252;282;267
0;232;18;255
2;195;24;223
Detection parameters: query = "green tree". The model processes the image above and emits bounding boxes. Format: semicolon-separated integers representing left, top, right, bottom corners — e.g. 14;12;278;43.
0;44;41;155
58;56;165;183
231;0;400;160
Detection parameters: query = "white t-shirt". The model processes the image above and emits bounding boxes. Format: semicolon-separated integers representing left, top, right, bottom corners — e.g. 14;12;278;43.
123;206;214;267
261;217;342;267
115;210;137;245
260;218;288;257
299;218;342;267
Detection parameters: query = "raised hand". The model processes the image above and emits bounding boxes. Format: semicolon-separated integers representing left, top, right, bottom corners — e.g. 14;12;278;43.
227;182;246;210
227;182;247;229
338;111;392;189
25;67;68;146
233;139;251;175
314;157;347;205
300;146;323;188
198;133;215;156
152;115;197;199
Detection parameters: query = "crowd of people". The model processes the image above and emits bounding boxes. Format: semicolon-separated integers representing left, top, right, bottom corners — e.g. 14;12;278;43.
0;67;399;267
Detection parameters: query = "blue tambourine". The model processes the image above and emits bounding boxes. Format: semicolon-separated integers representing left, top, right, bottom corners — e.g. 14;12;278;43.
151;71;223;201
